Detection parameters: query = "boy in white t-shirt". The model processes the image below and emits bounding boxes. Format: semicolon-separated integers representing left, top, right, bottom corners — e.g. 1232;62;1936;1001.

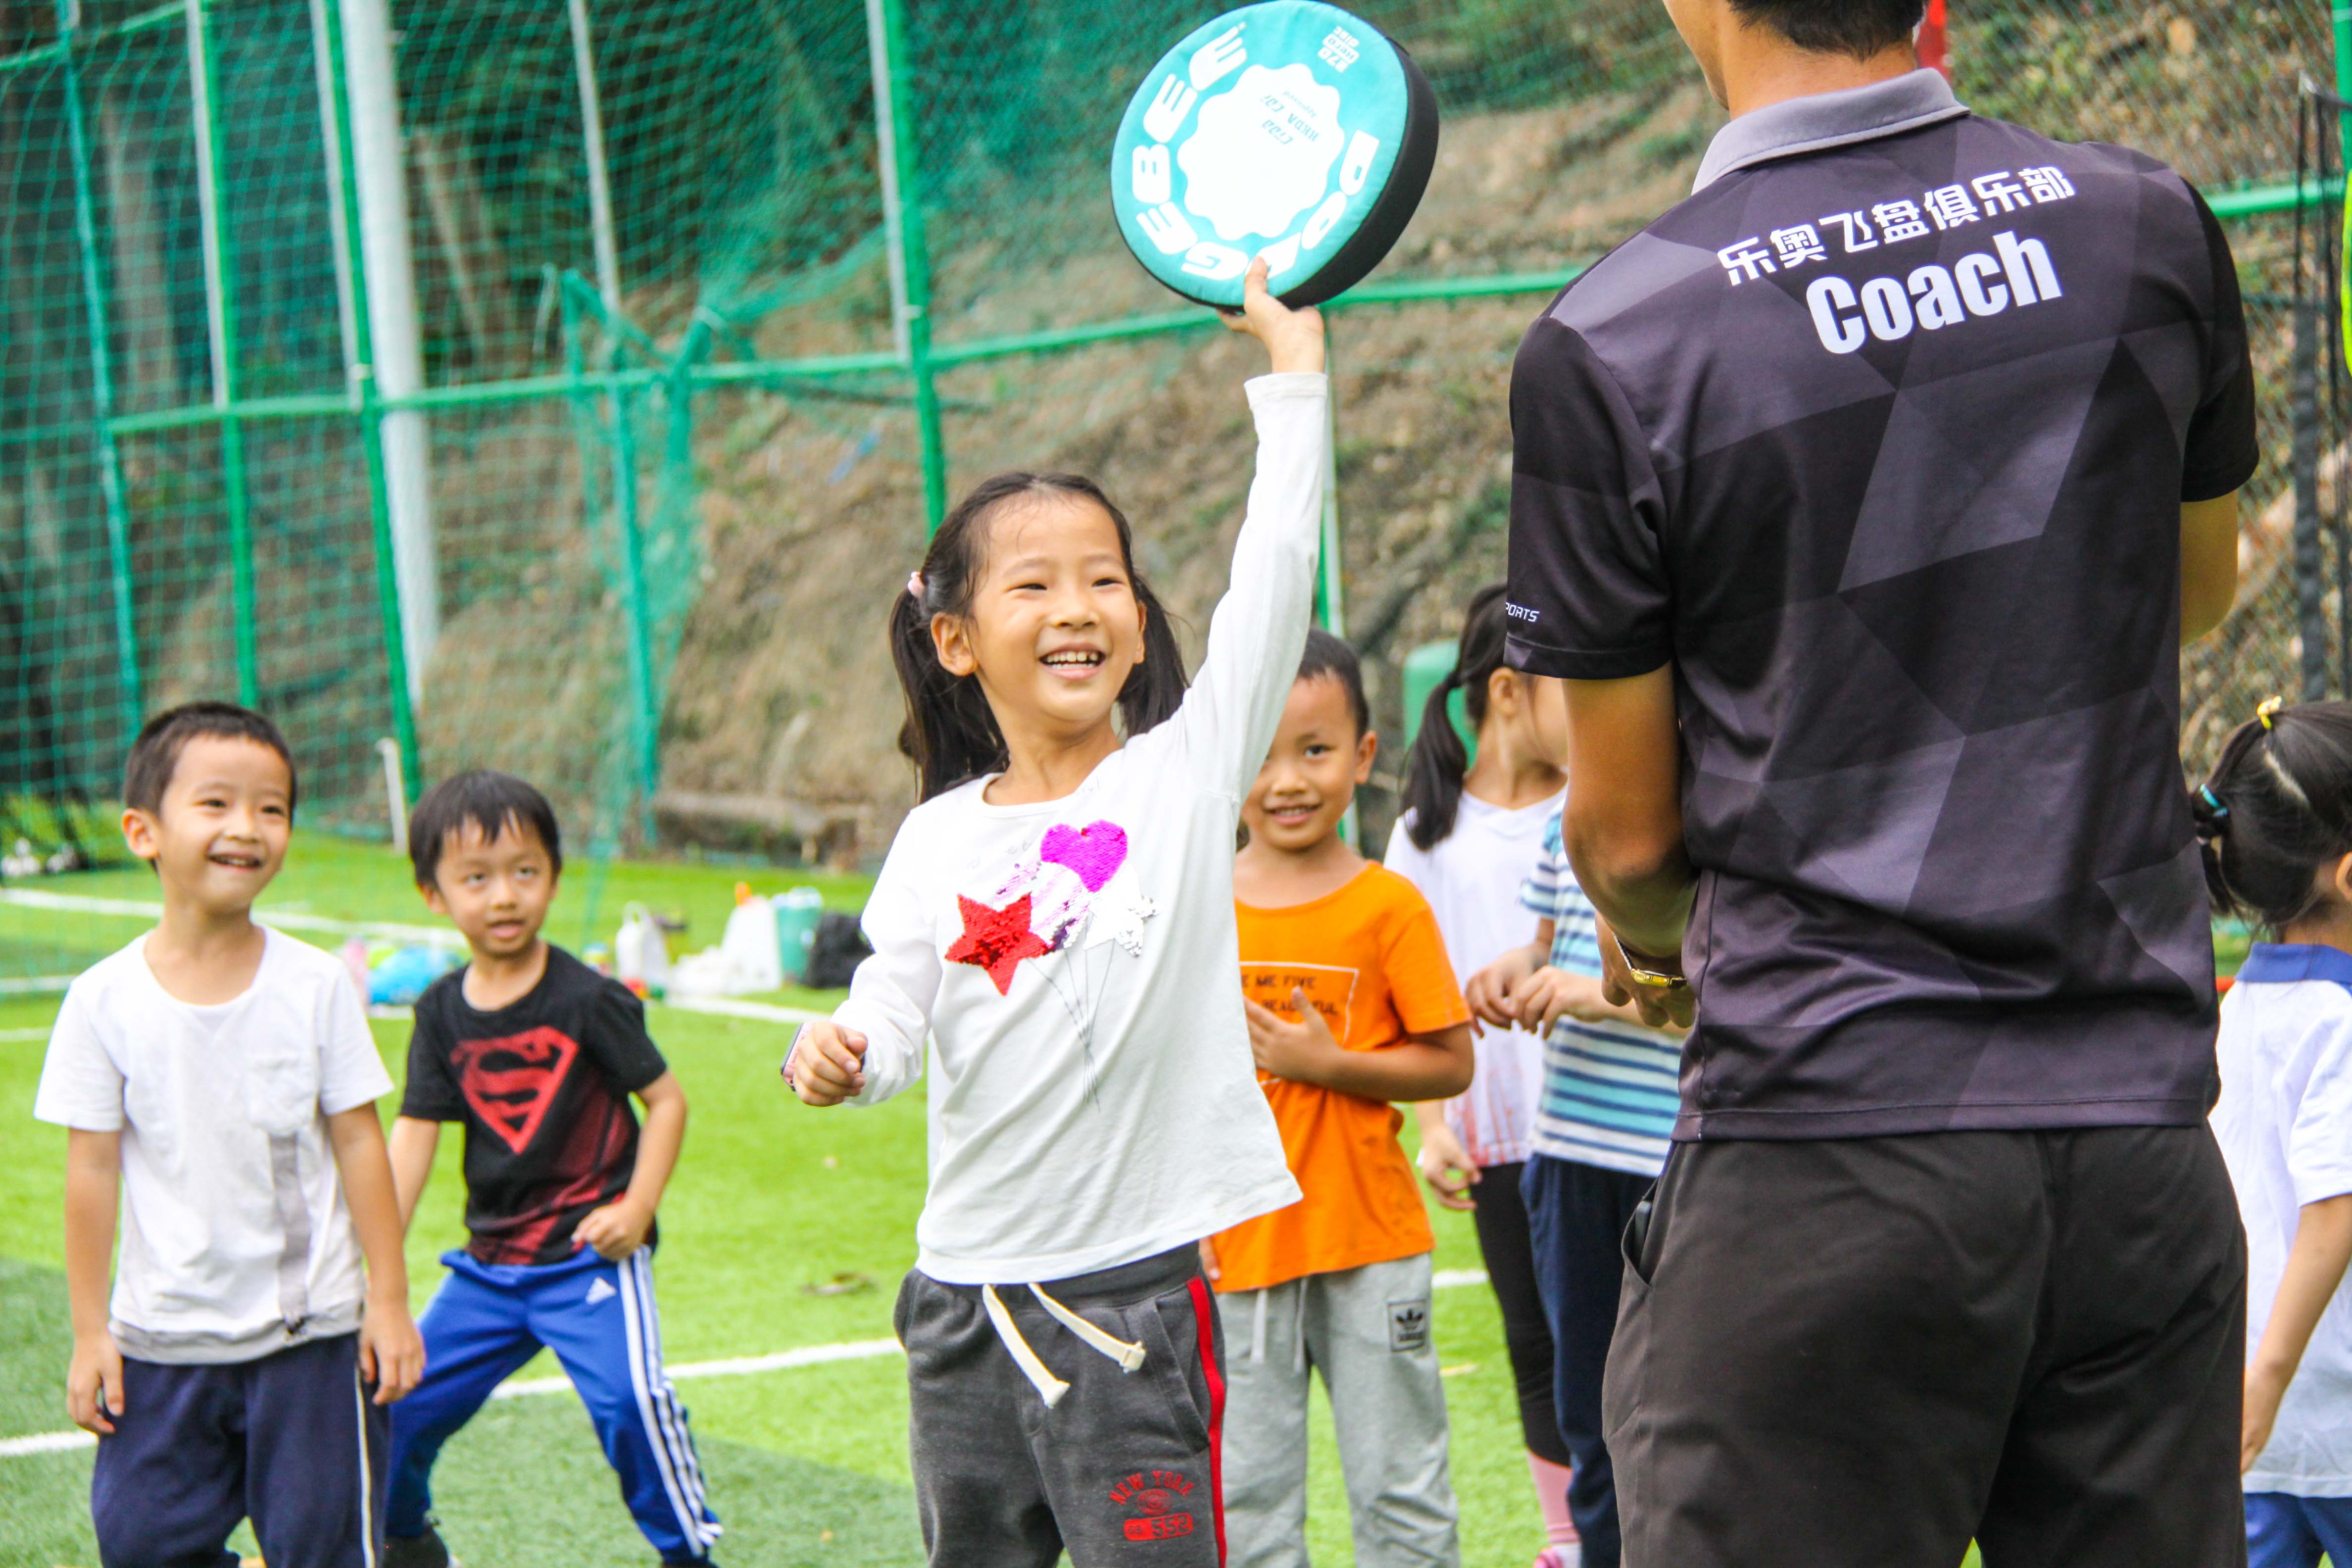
34;702;423;1568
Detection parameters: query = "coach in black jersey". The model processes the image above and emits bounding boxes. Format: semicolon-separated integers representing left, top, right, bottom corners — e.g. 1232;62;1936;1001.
1505;0;2256;1563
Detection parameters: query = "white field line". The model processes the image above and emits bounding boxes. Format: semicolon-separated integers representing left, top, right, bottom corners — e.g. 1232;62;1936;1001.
0;1272;1495;1459
0;887;463;949
658;995;826;1026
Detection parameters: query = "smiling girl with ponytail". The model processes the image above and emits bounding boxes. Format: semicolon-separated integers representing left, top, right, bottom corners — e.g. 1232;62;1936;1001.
781;261;1329;1566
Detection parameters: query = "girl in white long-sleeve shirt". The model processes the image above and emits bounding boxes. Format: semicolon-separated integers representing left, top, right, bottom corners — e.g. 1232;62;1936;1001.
784;262;1324;1568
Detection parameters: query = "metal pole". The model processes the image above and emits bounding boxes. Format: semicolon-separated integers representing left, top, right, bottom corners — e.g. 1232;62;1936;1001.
305;0;360;375
1315;327;1344;634
316;0;419;798
862;0;910;364
566;0;655;832
871;0;946;532
55;0;143;731
609;364;661;841
2337;1;2352;169
2295;296;2331;701
566;0;622;318
186;0;256;706
340;0;439;699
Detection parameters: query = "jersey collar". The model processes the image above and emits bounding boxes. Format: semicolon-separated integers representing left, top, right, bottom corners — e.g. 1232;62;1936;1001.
1692;67;1968;194
2237;942;2352;989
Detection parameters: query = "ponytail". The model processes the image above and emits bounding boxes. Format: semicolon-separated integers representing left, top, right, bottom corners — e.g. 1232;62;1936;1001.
891;471;1188;801
1401;583;1513;851
2195;699;2352;931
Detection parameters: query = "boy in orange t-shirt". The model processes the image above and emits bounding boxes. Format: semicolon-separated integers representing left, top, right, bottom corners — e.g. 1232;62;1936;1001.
1209;630;1476;1568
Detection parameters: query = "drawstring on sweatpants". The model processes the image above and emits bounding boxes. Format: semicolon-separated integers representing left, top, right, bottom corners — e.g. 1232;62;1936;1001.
981;1282;1147;1409
1244;1284;1307;1372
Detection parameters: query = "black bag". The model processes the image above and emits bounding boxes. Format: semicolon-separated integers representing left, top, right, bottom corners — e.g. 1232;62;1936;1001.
802;911;873;989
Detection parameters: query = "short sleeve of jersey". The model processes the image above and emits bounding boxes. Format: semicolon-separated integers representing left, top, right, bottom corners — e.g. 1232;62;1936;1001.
2289;1010;2352;1209
317;968;393;1116
581;980;668;1095
2182;186;2259;503
32;979;123;1132
1377;889;1470;1038
1519;811;1569;921
398;985;466;1123
1506;313;1672;679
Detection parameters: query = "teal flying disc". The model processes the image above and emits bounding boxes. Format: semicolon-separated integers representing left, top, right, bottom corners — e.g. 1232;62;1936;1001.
1109;2;1438;309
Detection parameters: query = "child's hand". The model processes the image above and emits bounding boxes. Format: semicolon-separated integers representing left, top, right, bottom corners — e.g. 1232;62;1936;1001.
66;1330;122;1435
1417;1122;1481;1212
360;1293;425;1405
1198;1236;1222;1284
2246;1363;2287;1472
1466;946;1539;1035
1222;257;1325;375
574;1196;654;1260
786;1022;868;1107
1245;988;1344;1085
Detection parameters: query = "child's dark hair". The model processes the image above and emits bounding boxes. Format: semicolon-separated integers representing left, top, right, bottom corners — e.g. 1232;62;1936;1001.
1400;584;1511;851
2194;700;2352;932
124;701;297;818
408;769;563;887
1298;627;1370;737
890;471;1188;800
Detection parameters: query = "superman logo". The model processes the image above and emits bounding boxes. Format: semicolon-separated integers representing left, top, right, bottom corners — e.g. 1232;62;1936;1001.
450;1026;580;1154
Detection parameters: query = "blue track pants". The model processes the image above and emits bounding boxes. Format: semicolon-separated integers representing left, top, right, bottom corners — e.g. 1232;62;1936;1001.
386;1246;719;1562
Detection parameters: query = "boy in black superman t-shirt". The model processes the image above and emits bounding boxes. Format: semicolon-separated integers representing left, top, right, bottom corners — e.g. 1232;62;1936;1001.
381;772;718;1568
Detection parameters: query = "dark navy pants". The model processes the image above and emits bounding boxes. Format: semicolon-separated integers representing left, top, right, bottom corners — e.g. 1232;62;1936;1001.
1522;1152;1655;1568
387;1245;719;1563
92;1331;387;1568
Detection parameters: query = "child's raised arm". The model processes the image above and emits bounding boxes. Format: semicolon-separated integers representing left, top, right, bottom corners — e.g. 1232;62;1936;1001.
62;1128;123;1435
1155;260;1329;799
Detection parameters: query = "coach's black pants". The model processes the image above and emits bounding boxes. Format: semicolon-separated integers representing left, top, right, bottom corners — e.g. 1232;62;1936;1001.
1604;1127;2247;1568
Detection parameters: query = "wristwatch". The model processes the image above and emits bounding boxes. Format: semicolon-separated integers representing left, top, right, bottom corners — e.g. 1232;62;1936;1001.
1608;930;1687;991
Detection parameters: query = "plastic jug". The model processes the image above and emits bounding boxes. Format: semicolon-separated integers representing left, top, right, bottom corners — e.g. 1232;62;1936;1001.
614;902;673;994
773;887;826;983
722;882;784;992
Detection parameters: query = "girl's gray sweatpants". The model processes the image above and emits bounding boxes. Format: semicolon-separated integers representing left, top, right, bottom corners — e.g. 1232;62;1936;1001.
896;1242;1228;1568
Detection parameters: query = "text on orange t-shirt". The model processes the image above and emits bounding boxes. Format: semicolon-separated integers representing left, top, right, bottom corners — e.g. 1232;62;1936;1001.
1208;863;1470;1294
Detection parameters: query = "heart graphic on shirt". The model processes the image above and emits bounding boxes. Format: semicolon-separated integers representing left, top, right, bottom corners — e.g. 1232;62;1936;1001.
449;1026;580;1155
1039;820;1128;893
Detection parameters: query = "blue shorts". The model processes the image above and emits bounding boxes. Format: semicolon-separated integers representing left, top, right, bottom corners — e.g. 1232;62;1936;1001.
2247;1491;2352;1568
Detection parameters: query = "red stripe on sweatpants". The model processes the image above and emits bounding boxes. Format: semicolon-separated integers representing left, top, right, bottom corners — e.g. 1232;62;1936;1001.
1187;1275;1227;1568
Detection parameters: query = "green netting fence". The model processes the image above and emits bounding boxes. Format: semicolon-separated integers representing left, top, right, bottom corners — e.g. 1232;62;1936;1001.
1;0;2347;986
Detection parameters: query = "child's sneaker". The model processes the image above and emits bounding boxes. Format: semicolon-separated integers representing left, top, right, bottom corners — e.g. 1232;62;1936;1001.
382;1525;456;1568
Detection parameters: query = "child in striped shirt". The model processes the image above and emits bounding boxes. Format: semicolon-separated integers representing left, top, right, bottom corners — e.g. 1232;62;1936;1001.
1466;805;1683;1568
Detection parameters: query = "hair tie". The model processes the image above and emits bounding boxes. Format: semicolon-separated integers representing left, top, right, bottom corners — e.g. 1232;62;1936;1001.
906;571;924;600
2259;695;2286;730
2198;785;2229;824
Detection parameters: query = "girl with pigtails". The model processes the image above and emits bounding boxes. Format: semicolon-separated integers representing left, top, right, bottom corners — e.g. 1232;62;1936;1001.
782;262;1323;1568
2202;699;2352;1566
1381;583;1582;1568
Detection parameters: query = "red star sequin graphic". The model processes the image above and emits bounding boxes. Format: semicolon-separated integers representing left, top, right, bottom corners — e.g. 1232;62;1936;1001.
945;893;1051;995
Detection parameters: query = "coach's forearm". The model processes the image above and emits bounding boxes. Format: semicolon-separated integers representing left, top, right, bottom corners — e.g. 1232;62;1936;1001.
1577;852;1698;960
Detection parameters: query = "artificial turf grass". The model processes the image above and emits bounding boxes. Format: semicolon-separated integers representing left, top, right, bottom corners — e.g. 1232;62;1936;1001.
1;988;1559;1566
4;827;875;995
